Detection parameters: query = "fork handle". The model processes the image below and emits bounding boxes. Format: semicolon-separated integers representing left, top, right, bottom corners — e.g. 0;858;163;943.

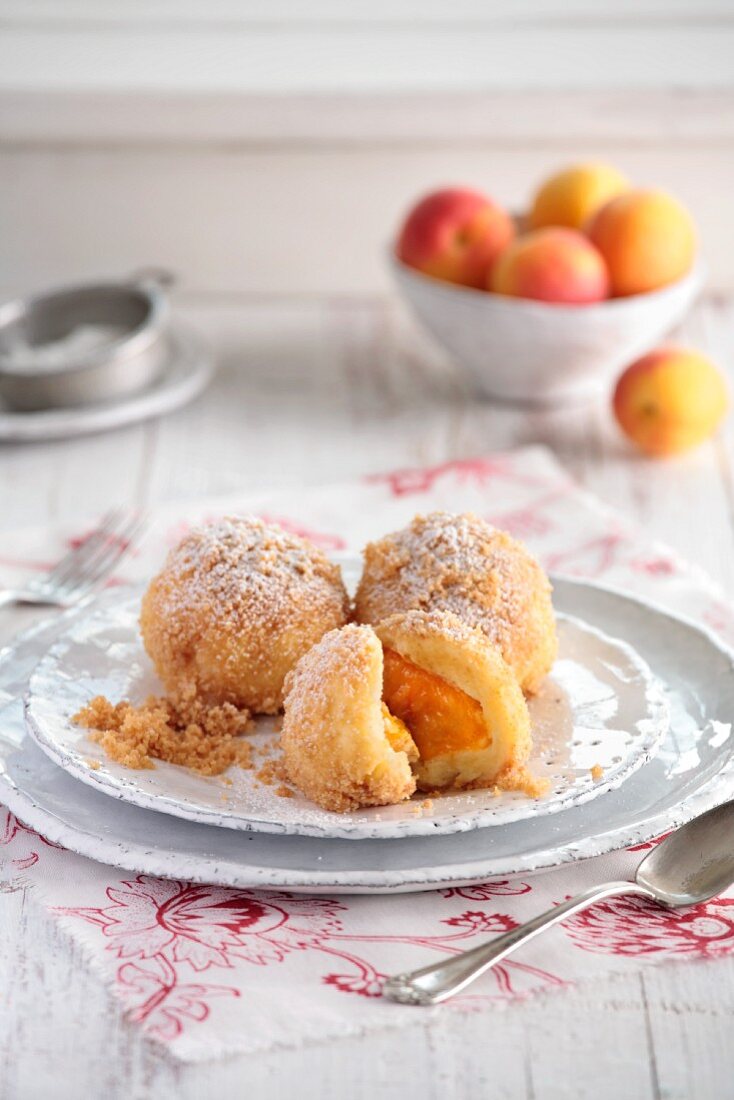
382;880;655;1005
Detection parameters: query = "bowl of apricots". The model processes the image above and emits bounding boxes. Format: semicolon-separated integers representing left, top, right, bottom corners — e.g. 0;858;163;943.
391;163;703;404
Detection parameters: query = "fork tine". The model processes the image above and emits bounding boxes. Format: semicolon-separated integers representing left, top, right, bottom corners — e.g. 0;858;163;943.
77;512;147;593
54;510;131;595
38;509;125;592
60;512;146;602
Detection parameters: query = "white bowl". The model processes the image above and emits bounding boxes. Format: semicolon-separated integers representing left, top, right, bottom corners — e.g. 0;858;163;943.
391;254;703;405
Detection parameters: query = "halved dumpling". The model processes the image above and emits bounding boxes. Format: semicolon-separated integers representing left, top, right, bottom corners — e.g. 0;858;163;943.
375;610;532;792
281;624;418;813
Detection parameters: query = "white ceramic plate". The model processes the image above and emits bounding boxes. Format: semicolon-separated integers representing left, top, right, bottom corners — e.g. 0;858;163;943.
0;325;214;442
1;578;733;892
24;577;668;839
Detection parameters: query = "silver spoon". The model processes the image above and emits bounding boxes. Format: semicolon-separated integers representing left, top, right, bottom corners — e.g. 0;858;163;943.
382;798;734;1005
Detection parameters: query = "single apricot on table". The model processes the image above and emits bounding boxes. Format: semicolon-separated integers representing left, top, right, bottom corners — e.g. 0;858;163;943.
396;187;515;290
489;227;609;305
529;162;628;231
587;189;696;297
613;346;729;456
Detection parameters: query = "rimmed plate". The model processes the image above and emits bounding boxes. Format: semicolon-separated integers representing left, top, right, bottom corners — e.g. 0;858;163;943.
24;575;668;839
1;578;733;892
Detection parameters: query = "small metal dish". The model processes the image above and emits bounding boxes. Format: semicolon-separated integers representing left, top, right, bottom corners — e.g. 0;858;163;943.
0;270;173;412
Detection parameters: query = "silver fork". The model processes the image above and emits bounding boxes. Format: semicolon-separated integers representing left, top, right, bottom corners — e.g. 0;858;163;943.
0;509;146;610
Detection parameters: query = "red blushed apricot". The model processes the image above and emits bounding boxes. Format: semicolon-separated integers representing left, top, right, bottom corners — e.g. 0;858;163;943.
489;228;609;304
397;188;515;289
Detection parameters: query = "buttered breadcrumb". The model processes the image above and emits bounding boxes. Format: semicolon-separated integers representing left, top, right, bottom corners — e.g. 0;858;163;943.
255;758;287;786
73;693;254;775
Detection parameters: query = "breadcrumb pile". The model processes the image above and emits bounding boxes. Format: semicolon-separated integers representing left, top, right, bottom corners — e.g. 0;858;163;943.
74;693;254;775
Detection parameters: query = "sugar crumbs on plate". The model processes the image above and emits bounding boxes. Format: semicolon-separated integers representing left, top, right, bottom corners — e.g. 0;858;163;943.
255;757;286;786
73;694;254;775
254;758;296;799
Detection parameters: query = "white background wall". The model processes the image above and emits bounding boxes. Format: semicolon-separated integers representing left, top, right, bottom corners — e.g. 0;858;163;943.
1;1;733;299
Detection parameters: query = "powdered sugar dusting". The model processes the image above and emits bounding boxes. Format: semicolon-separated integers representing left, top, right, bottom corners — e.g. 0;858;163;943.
140;516;350;713
354;511;557;693
281;624;417;812
152;515;347;627
283;624;377;752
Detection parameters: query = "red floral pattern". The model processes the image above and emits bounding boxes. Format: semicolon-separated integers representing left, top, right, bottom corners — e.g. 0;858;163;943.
442;911;517;934
365;457;545;498
163;513;345;551
545;532;627;578
627;833;670;853
59;877;345;969
48;874;568;1028
255;513;347;551
564;894;734;959
441;879;532;901
117;958;240;1041
0;811;59;875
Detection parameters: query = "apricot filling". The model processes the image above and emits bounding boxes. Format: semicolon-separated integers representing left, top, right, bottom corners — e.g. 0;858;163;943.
382;648;489;762
381;702;419;763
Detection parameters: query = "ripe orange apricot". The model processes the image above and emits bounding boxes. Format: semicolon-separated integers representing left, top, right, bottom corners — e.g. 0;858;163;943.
613;345;728;456
587;189;696;297
529;162;628;231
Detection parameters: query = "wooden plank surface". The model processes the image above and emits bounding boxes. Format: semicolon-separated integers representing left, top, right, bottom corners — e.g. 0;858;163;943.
1;292;734;1099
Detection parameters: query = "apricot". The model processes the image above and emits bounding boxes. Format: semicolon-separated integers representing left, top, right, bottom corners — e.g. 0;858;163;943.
382;647;487;762
396;187;515;289
587;189;696;297
529;162;628;231
613;346;728;456
489;227;609;305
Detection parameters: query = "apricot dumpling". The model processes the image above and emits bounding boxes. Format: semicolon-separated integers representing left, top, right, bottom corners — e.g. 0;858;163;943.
281;611;535;812
140;516;350;715
355;511;557;694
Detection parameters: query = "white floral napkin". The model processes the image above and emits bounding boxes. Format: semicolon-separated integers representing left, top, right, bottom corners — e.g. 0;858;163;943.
2;447;734;1061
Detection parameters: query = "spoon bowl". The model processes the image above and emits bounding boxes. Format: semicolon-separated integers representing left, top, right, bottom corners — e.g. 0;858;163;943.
637;799;734;907
383;799;734;1005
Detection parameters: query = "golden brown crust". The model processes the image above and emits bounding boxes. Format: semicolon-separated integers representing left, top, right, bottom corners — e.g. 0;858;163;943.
140;516;350;715
355;511;557;694
375;609;534;791
280;624;416;812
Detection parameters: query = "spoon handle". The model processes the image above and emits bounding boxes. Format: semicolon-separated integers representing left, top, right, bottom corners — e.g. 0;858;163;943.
382;880;655;1005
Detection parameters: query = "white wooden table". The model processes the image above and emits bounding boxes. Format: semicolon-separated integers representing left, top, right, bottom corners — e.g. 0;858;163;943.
2;293;734;1100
